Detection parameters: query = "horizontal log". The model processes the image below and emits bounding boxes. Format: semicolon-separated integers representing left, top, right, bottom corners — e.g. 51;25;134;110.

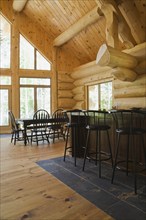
73;60;96;70
58;90;73;98
58;72;74;83
58;98;76;109
96;44;138;68
71;42;146;79
113;74;146;89
74;70;112;86
73;101;85;110
74;94;84;101
72;86;84;94
113;97;146;109
71;64;111;79
114;85;146;98
58;82;74;90
112;67;137;82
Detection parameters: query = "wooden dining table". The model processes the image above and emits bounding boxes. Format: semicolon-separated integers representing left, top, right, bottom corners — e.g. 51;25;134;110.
16;117;68;145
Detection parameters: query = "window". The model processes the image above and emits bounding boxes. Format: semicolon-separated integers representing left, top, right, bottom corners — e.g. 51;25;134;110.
0;89;9;126
0;14;11;68
88;81;112;110
0;76;11;85
0;76;11;126
20;78;51;118
36;51;51;70
20;35;34;69
19;35;51;70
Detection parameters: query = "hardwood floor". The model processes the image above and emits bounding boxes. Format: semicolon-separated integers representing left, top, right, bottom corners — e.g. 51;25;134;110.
0;136;114;220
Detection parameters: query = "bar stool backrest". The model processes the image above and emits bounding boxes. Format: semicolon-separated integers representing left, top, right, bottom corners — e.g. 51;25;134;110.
85;110;111;127
110;109;146;134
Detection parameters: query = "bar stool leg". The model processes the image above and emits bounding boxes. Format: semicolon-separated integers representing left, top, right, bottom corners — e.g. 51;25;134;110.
106;130;113;167
141;134;146;169
111;133;121;184
98;130;101;178
82;130;90;171
132;134;137;194
95;130;98;166
63;127;69;161
126;135;130;176
74;127;77;167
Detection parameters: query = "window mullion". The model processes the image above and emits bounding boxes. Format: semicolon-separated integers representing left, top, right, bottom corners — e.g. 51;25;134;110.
98;85;100;110
34;48;37;70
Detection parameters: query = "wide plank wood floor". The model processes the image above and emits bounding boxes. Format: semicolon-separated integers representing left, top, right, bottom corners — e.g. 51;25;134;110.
0;136;114;220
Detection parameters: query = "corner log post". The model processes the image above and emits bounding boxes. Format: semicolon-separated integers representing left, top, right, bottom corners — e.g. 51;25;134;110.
95;0;136;48
97;3;119;48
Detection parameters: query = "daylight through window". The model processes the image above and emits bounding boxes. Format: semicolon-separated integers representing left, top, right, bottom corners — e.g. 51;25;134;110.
88;82;112;110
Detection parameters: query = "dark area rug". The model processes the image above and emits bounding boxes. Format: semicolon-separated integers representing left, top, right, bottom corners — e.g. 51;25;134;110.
37;156;146;220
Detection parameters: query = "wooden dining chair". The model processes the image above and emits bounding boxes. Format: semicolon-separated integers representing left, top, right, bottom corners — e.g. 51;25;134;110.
8;110;28;145
48;108;66;143
31;109;50;145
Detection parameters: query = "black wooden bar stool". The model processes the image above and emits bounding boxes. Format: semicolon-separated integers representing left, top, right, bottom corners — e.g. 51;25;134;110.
63;109;87;166
82;110;113;178
110;109;146;194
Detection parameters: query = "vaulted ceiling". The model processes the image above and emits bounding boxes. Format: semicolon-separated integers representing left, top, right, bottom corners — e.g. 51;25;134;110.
13;0;146;65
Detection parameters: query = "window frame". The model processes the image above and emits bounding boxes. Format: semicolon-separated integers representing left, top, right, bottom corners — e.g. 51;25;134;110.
19;34;51;70
19;77;51;118
0;14;11;69
86;80;113;111
0;85;12;129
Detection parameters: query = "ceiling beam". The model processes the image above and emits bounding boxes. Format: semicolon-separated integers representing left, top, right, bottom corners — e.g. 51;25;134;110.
13;0;28;12
53;6;102;47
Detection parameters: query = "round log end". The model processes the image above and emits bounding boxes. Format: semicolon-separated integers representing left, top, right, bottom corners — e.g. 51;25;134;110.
96;44;110;66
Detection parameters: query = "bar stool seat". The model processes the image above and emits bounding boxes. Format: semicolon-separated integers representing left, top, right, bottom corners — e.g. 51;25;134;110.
110;109;146;194
82;110;113;178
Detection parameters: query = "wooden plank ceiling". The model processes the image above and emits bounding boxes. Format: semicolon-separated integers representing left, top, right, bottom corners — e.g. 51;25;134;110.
22;0;146;65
